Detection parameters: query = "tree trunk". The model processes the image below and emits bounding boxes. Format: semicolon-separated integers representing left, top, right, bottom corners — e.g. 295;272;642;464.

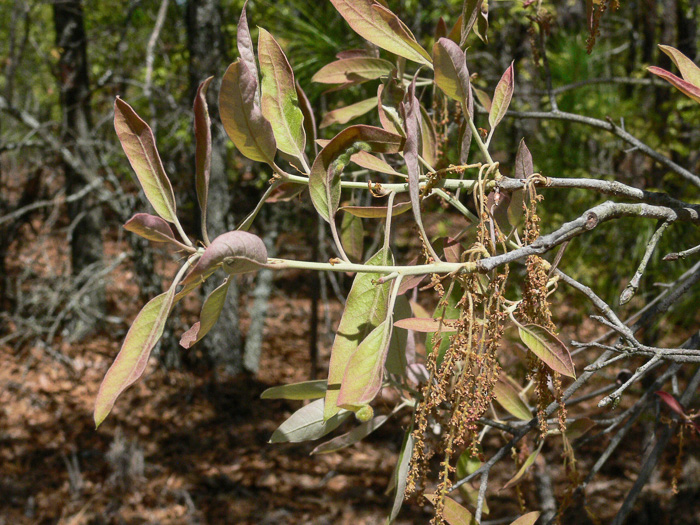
186;0;243;374
53;0;105;338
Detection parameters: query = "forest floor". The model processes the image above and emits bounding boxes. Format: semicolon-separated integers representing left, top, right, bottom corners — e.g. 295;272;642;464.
2;231;699;525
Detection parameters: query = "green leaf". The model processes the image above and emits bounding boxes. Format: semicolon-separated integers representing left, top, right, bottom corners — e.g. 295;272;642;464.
394;317;460;332
219;60;277;163
493;377;532;421
424;494;474;525
179;277;232;348
114;98;178;224
658;45;700;87
425;284;462;366
330;0;432;67
324;249;393;420
419;105;438;167
509;511;541;525
94;279;179;428
312;57;395;84
473;87;492;112
311;414;389;454
340;201;412;218
261;380;328;400
258;28;307;166
123;213;178;244
320;97;377;129
309;125;403;223
517;323;576;378
193;77;213;229
180;231;267;287
377;78;406;135
386;427;414;523
269;398;350;443
648;66;700;103
489;62;514;130
460;0;484;47
386;295;412;375
337;318;393;409
296;81;317;155
340;211;365;262
433;38;471;106
502;441;542;490
456;446;488;514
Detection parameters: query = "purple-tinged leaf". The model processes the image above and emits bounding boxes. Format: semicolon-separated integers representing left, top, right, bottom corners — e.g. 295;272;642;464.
518;323;576;378
95;276;181;428
309;125;403;223
502;441;542;490
261;380;327;400
320;97;377;129
340;211;364;263
258;28;306;165
658;45;700;87
420;105;438;167
655;391;688;418
460;0;484;47
267;182;306;203
514;138;533;179
296;81;316;156
179;277;232;348
181;230;267;287
474;87;492;112
435;17;448;40
489;62;514;130
394;317;460;333
324;249;393;420
647;66;700;103
269;398;351;443
194;77;213;231
402;78;440;261
336;49;371;60
377;79;406;135
448;14;463;44
312;57;394;84
237;1;258;101
114;98;178;223
425;494;473;525
329;0;432;67
220;60;277;164
433;38;472;108
386;295;413;374
494;377;532;421
311;414;389;454
124;213;177;244
443;237;462;263
388;427;414;521
340;201;412;219
509;511;541;525
459;120;472;164
397;273;427;295
317;138;403;176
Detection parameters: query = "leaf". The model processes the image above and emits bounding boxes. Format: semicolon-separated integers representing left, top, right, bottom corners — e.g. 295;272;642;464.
324;249;393;420
565;418;596;441
309;125;403;223
237;0;258;99
312;57;395;84
386;295;413;374
179;277;232;348
402;77;438;261
312;414;389;454
460;0;484;47
655;390;688;418
502;441;542;490
493;377;532;421
258;28;306;165
489;62;515;130
387;428;414;523
320;97;377;129
317;138;404;176
509;511;541;525
336;49;371;59
456;446;488;514
517;323;576;378
377;79;406;136
508;138;532;227
473;87;492;112
432;38;472;106
267;181;306;203
426;284;463;366
337;318;393;409
394;317;460;333
296;81;317;155
123;213;178;244
340;211;365;262
442;237;462;263
261;380;328;400
340;201;412;218
424;494;474;525
114;98;178;223
647;66;700;103
658;45;700;87
459;120;472;164
194;77;213;226
330;0;432;67
269;398;351;443
95;281;178;427
181;230;267;287
220;60;277;163
419;105;438;167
